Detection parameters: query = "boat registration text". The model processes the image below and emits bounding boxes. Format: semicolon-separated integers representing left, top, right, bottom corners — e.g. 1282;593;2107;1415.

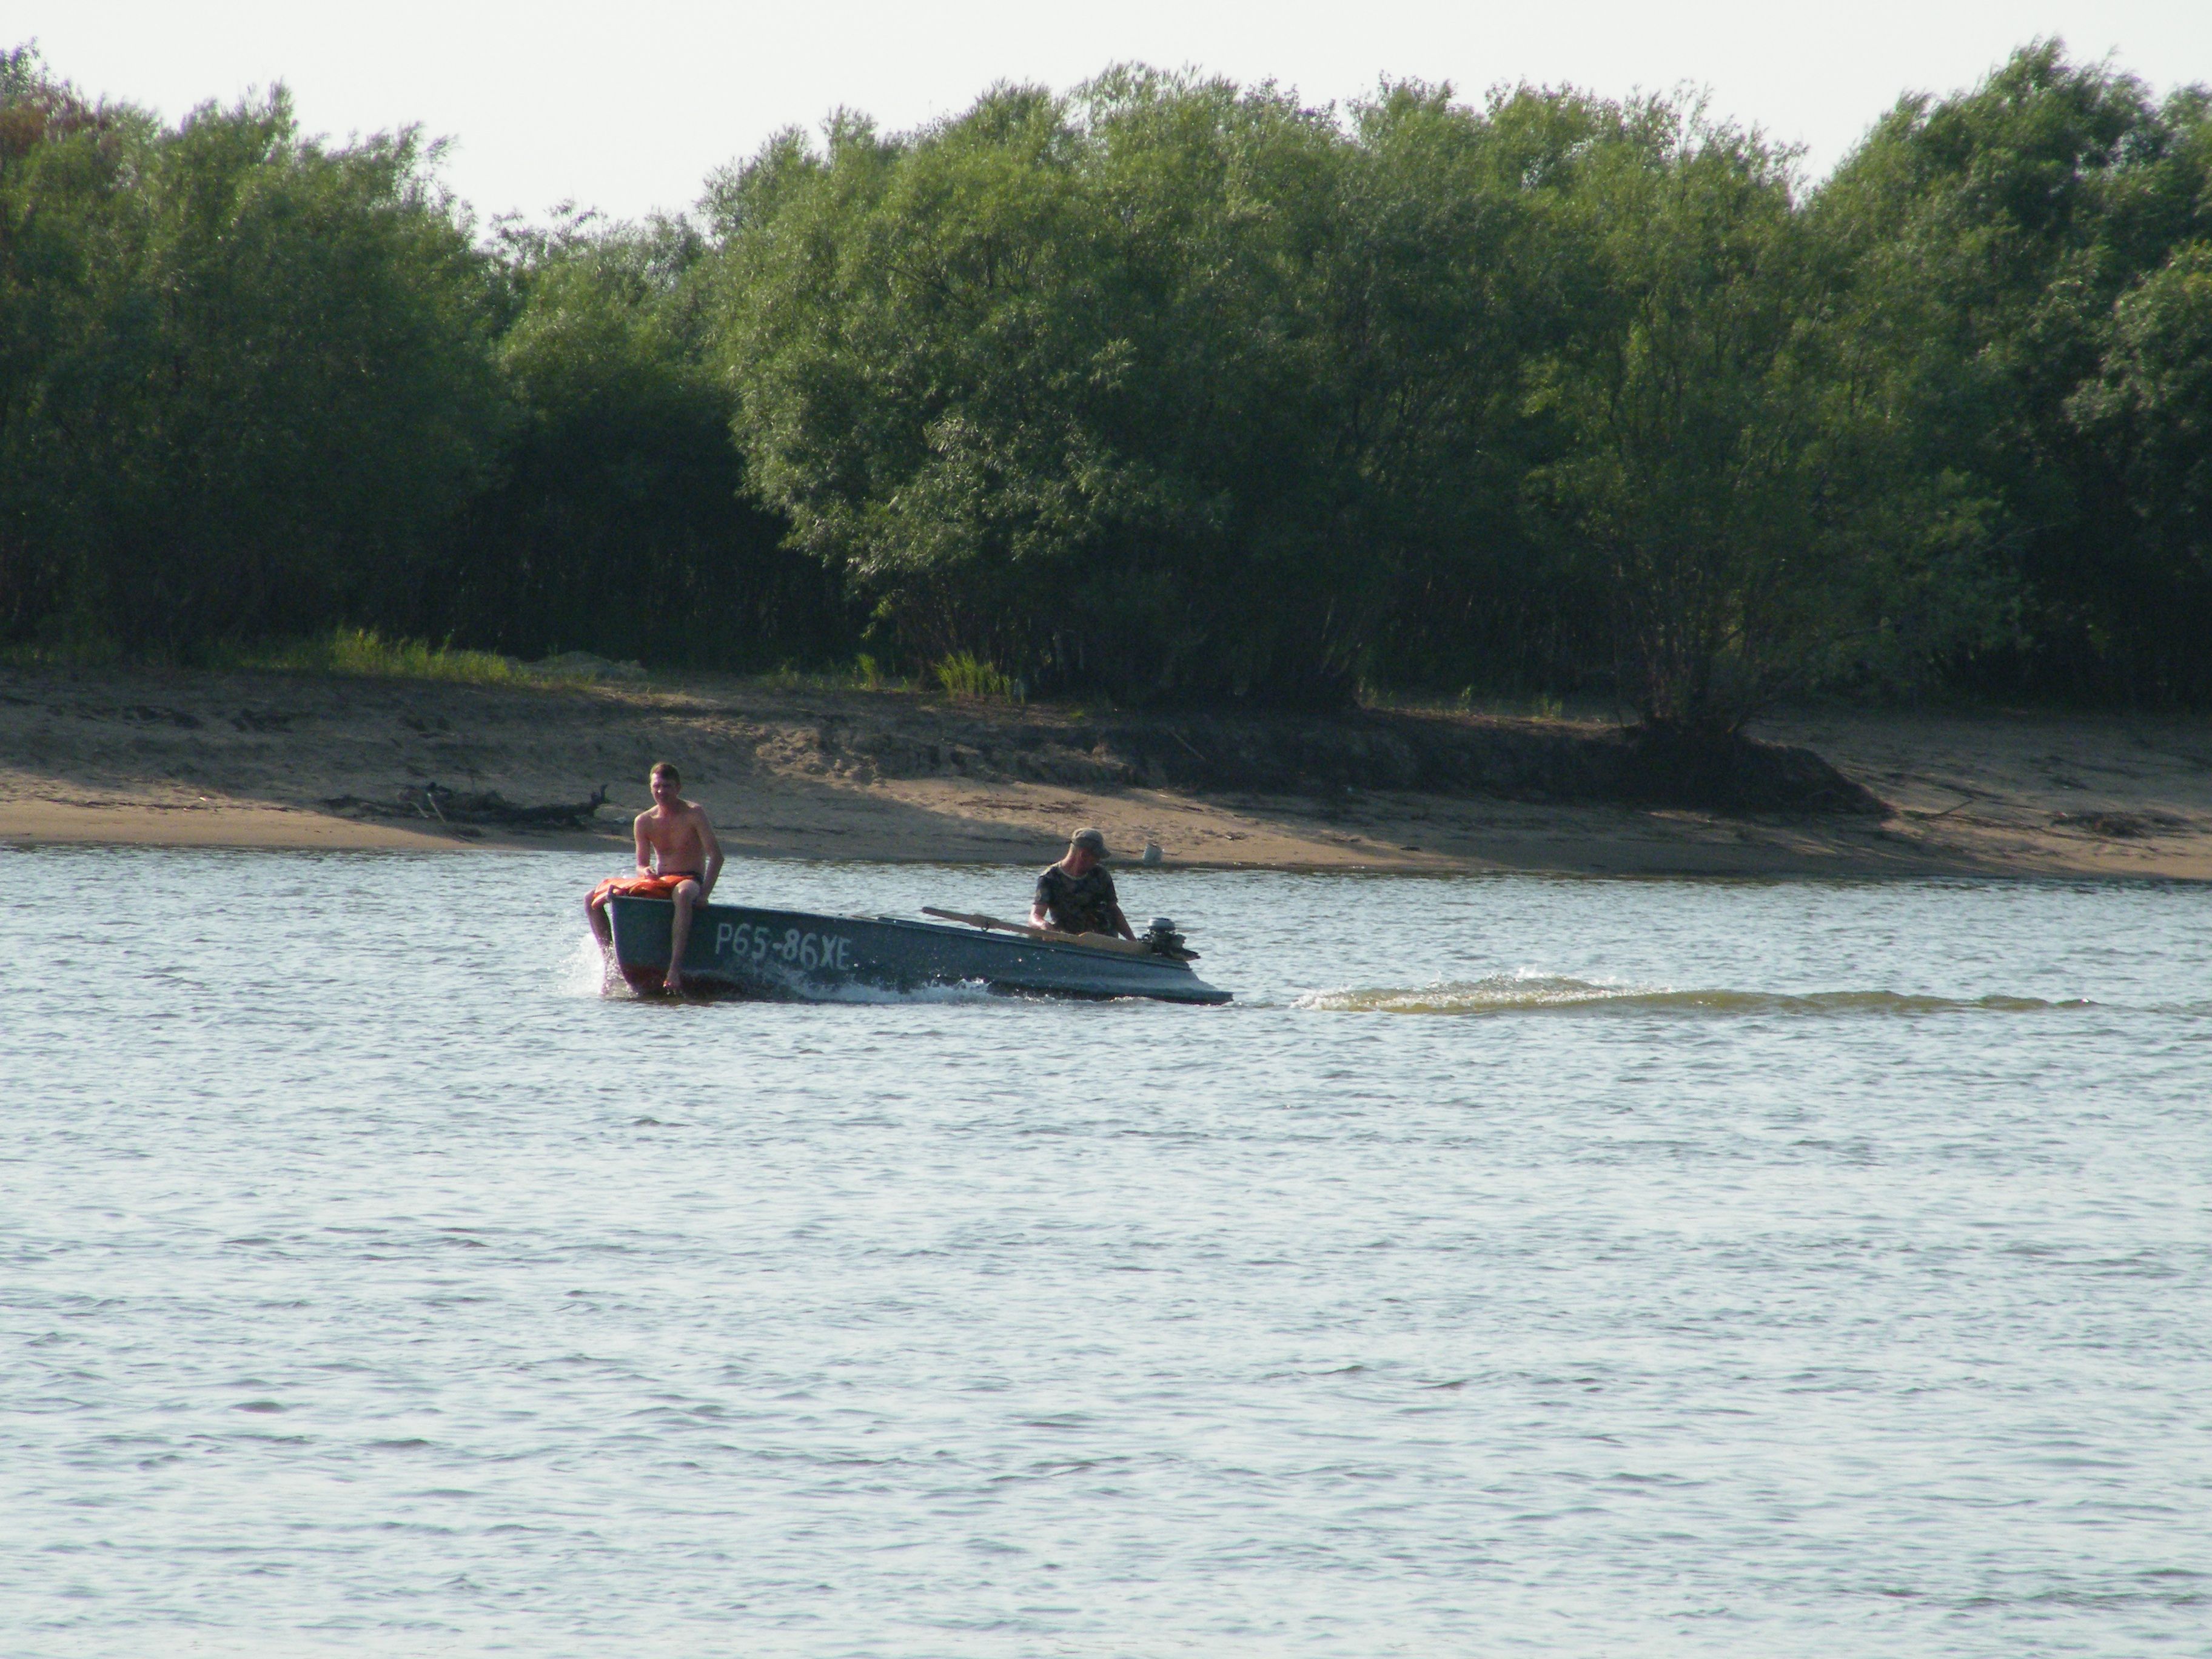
714;921;854;972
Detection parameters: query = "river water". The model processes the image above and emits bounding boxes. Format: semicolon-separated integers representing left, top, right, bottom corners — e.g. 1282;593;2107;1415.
2;846;2208;1657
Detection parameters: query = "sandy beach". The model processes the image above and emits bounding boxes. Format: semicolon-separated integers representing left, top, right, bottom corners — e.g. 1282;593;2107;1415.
3;665;2208;880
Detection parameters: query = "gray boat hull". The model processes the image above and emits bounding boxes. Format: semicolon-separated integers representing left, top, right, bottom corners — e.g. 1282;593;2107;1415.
605;897;1232;1005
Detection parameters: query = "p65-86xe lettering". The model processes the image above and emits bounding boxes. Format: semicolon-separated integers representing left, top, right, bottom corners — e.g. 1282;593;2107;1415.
713;920;853;972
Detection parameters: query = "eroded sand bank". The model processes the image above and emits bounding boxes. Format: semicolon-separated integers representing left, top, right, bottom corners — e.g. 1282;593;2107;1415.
4;666;2209;880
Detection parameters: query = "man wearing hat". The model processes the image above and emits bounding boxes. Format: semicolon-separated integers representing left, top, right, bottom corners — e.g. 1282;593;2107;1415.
1030;826;1136;939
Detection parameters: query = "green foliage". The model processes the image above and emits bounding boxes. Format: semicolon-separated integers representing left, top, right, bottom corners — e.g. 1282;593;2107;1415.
709;70;1547;706
932;651;1021;700
433;216;851;669
0;47;506;650
1815;42;2212;700
2064;240;2212;689
2074;240;2212;535
744;656;916;694
1524;99;2009;730
4;38;2208;716
235;628;549;686
0;47;848;674
708;69;2027;722
0;45;157;642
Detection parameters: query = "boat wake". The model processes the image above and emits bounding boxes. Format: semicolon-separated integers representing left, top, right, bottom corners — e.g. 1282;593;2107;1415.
1295;973;2097;1017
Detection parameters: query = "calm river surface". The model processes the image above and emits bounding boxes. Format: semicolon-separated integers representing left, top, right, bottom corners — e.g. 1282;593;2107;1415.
3;846;2208;1657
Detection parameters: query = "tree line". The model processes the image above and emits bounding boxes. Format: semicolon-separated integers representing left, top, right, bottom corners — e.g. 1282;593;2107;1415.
3;41;2207;728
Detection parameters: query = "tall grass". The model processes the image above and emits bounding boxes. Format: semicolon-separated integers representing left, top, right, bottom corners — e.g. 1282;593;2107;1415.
242;629;532;684
933;651;1022;702
2;628;618;686
754;651;1020;700
748;654;913;694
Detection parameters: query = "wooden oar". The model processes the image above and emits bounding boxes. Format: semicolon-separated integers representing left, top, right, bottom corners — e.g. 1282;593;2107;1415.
920;906;1158;957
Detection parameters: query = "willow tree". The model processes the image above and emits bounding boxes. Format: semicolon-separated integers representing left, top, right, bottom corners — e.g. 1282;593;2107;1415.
0;47;507;652
1813;44;2212;702
0;47;153;644
706;70;1543;706
1525;98;2005;734
430;216;845;669
2066;240;2212;698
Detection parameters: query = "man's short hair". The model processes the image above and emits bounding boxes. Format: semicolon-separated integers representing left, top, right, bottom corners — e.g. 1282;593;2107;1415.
651;762;681;788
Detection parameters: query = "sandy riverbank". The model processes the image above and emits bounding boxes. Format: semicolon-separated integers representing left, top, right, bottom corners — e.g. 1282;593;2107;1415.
3;665;2208;879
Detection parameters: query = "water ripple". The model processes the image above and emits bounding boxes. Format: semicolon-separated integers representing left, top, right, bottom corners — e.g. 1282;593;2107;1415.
1;847;2207;1657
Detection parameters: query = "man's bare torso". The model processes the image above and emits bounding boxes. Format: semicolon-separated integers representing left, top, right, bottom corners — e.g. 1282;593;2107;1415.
638;801;712;876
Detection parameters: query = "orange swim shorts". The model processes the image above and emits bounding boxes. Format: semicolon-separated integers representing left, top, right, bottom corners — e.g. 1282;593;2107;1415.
588;872;699;907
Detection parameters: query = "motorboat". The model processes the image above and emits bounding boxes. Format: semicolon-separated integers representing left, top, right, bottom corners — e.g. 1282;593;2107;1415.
602;897;1232;1005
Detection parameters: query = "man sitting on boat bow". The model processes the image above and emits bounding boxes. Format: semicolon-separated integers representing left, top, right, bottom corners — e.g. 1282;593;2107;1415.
586;762;723;993
1030;827;1135;940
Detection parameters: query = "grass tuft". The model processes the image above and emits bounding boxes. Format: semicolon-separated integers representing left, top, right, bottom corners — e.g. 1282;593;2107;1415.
748;654;915;694
240;629;537;685
216;629;616;687
933;651;1023;702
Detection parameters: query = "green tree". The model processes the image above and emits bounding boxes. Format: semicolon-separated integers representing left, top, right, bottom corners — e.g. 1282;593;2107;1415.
2066;240;2212;692
0;52;507;652
438;215;846;667
1527;99;2004;732
1815;42;2212;700
707;69;2018;718
101;92;506;646
710;70;1544;706
1306;82;1583;695
0;45;152;643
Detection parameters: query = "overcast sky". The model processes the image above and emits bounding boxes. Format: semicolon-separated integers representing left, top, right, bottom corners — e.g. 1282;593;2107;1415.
18;1;2212;227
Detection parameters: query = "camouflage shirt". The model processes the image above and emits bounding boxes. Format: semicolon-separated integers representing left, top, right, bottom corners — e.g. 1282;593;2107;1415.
1034;862;1119;934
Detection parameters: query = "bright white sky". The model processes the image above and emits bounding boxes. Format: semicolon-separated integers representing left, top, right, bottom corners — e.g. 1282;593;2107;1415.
16;1;2212;227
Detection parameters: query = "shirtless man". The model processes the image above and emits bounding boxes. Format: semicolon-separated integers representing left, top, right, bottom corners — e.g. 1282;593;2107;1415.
586;762;723;994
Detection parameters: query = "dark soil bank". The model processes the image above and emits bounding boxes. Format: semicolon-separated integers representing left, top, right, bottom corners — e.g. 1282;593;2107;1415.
0;664;1883;821
850;705;1886;817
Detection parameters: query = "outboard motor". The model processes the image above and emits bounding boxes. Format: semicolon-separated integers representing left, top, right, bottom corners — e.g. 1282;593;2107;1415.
1144;917;1197;960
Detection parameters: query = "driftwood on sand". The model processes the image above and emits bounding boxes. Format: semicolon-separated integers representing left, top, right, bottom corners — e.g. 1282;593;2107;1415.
327;782;610;830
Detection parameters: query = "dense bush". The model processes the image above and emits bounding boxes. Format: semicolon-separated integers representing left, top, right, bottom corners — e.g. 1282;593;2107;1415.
705;72;2035;721
1816;44;2212;702
0;52;504;649
431;213;852;668
0;49;846;671
2;41;2208;721
708;74;1572;707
